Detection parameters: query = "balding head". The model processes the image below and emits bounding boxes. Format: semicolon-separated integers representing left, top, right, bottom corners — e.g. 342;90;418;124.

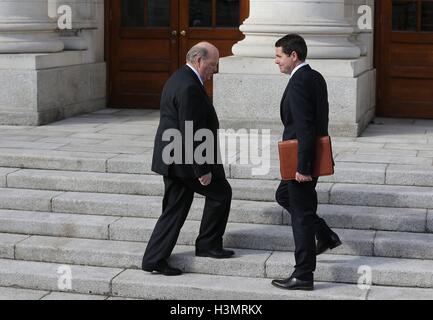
186;42;219;82
186;42;219;64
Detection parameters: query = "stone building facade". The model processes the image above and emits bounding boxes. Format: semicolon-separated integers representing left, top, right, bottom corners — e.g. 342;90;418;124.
0;1;431;137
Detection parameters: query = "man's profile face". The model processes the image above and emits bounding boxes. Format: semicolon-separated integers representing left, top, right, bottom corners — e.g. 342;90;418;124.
275;47;297;75
197;51;219;82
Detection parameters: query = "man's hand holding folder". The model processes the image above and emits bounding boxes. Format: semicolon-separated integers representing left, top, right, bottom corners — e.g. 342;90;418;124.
278;136;335;181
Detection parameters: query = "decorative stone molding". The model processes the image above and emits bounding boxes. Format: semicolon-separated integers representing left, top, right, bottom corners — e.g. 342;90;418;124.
0;0;64;53
232;0;362;59
49;0;98;50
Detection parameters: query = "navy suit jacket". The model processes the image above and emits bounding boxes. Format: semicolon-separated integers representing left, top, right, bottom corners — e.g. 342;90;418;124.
280;65;330;175
151;65;225;179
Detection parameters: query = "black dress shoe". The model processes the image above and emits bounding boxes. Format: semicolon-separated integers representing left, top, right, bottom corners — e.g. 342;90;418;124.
271;277;314;291
195;248;235;259
142;260;182;276
316;234;342;256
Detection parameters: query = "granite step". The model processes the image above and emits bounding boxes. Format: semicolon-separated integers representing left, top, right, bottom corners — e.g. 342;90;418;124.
0;188;428;232
5;169;433;208
0;148;432;186
0;258;122;296
0;187;283;225
112;271;433;300
0;287;109;300
1;258;433;300
2;211;433;260
8;234;433;289
2;168;329;201
0;287;50;300
51;191;429;232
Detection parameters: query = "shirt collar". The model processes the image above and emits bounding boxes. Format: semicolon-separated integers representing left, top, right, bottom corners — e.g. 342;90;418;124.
290;62;308;78
186;63;204;86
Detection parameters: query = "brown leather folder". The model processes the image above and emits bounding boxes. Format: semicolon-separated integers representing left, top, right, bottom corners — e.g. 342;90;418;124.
278;136;334;180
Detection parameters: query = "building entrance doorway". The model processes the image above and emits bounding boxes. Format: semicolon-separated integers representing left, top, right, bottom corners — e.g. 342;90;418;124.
376;0;433;118
107;0;249;108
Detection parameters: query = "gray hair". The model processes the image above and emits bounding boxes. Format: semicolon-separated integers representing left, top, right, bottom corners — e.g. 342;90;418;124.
186;45;209;64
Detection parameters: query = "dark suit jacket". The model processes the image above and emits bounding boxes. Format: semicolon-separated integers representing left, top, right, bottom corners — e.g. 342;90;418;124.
151;65;225;179
280;64;329;175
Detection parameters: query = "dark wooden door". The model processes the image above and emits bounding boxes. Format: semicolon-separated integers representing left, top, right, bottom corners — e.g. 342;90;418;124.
107;0;249;108
376;0;433;118
107;0;179;108
179;0;249;97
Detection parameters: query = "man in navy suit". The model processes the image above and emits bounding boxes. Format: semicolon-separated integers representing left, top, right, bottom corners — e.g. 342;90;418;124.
272;34;341;290
142;42;234;276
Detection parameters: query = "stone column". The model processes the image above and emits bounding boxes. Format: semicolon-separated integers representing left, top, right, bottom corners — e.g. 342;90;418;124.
0;0;106;125
214;0;377;137
233;0;362;59
0;0;64;53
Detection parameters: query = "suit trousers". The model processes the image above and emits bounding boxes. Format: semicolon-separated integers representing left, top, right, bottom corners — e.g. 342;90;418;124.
142;175;232;270
275;178;334;280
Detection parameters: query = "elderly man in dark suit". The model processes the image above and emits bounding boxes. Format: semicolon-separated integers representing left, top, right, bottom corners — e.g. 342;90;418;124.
271;34;342;290
142;42;234;276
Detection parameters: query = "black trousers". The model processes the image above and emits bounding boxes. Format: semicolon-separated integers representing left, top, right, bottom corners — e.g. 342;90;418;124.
142;176;232;269
275;178;335;280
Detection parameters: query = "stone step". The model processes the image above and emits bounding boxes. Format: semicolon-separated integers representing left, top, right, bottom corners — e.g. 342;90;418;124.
0;287;50;300
5;168;433;208
0;258;122;296
0;188;428;233
231;162;388;183
0;168;20;187
330;183;433;209
39;291;109;300
0;287;109;300
0;188;64;212
0;149;119;173
11;234;433;289
3;168;328;201
0;210;120;240
0;233;30;259
55;192;285;225
0;284;432;300
2;210;433;260
1;257;432;300
51;191;429;232
0;187;282;226
107;218;364;257
112;271;433;300
0;147;432;186
334;152;433;166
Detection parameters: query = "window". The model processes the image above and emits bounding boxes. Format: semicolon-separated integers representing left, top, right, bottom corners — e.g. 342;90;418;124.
392;0;433;32
422;1;433;31
121;0;170;28
122;0;145;27
189;0;240;28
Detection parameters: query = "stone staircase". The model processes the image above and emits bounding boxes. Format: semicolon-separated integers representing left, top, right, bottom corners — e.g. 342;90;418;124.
0;109;433;300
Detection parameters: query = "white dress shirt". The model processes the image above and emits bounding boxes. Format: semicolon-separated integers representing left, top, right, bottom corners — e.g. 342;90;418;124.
290;62;309;78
